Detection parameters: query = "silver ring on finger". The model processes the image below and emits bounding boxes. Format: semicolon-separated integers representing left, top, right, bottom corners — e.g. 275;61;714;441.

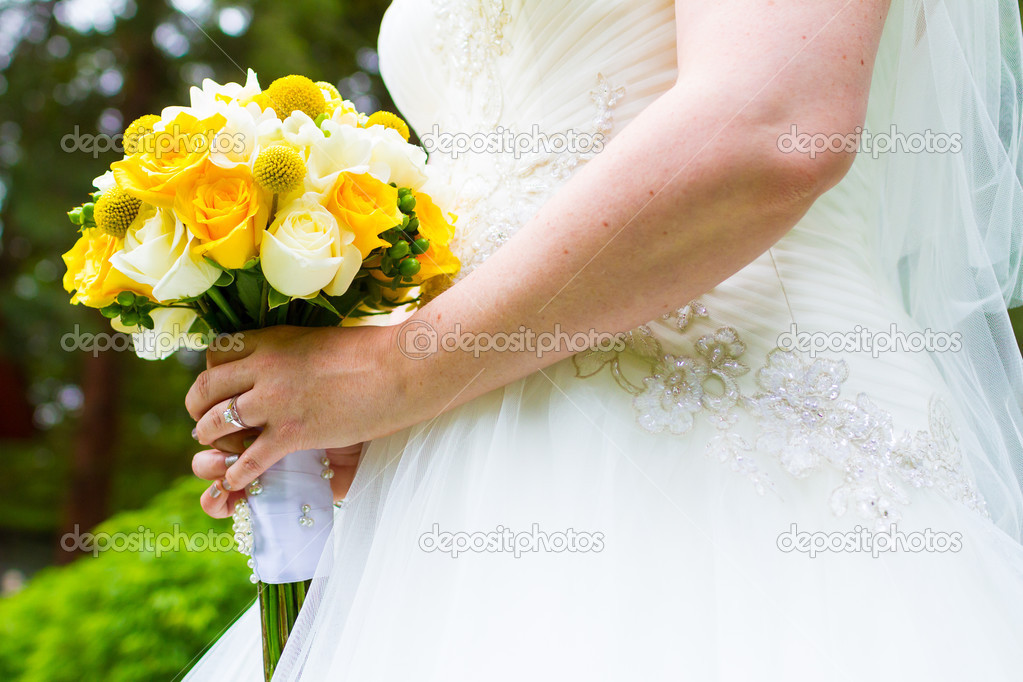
223;394;253;429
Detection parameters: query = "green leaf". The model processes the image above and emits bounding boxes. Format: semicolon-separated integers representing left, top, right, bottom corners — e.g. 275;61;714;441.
233;269;263;321
306;294;340;317
346;308;392;318
99;304;121;319
187;315;211;336
214;270;235;287
240;257;261;270
267;287;290;310
324;284;373;319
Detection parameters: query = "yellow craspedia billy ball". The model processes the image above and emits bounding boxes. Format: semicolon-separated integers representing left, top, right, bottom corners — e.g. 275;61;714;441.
253;145;307;194
365;111;410;141
123;114;161;155
94;187;142;238
266;75;327;120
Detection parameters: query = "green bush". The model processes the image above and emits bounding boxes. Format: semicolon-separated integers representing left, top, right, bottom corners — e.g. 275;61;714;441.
0;478;254;682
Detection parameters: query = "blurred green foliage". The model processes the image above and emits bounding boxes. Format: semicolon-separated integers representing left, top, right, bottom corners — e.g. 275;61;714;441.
0;477;252;682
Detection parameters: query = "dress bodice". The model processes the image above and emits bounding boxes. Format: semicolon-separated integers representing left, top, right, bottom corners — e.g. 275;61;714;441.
378;1;987;527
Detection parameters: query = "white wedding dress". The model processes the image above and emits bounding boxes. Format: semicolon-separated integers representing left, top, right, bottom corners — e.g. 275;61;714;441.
188;1;1023;680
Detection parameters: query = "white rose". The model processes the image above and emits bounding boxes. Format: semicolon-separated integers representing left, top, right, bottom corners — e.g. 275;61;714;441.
187;68;262;118
93;170;115;193
364;125;429;190
159;69;262;130
114;307;206;361
110;205;221;303
287;114;373;193
210;102;278;169
328;102;363;128
260;193;362;299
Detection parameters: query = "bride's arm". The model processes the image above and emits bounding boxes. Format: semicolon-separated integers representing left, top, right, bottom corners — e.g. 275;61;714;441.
419;0;893;391
188;0;891;507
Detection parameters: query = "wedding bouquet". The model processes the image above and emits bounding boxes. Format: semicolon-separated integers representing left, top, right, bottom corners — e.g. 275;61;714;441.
61;70;458;680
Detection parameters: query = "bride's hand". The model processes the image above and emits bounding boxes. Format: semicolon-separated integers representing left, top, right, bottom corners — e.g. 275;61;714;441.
185;324;417;513
191;443;363;518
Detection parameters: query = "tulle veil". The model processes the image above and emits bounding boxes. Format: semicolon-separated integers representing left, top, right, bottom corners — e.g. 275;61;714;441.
873;0;1023;539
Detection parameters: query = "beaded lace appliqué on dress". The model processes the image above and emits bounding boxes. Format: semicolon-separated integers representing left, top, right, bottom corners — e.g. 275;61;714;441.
574;303;989;528
429;1;627;281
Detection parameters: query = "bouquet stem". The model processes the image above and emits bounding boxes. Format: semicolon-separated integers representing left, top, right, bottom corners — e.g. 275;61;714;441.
258;579;311;682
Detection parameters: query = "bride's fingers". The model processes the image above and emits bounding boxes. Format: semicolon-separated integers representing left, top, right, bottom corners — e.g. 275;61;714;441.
323;444;363;502
324;444;363;468
194;392;264;446
210;429;260;455
206;331;259;368
330;463;358;502
184;362;255;422
191;449;234;480
199;480;245;519
222;429;289;492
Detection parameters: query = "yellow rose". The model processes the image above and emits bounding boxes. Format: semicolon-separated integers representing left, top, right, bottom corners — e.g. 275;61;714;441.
111;111;225;208
325;172;402;258
412;191;460;280
62;229;152;308
175;161;268;269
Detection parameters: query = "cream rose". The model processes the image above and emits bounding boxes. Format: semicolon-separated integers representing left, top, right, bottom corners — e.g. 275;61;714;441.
209;102;278;169
364;125;428;189
260;192;362;298
287;114;373;193
110;205;221;303
171;68;262;120
114;307;207;361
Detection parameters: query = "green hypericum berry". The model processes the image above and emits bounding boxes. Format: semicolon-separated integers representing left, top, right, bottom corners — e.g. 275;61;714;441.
398;194;416;214
405;216;420;233
398;257;421;276
397;187;411;197
100;304;121;319
400;213;410;228
411;237;430;255
388;241;410;259
116;291;136;307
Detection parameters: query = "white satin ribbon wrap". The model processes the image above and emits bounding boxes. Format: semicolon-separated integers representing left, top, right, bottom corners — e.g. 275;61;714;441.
246;449;334;584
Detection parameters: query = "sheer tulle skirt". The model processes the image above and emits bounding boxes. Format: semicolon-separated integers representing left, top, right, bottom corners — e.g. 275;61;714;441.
188;357;1023;681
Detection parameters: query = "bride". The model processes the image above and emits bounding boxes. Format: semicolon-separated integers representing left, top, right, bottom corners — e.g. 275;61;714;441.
185;0;1023;679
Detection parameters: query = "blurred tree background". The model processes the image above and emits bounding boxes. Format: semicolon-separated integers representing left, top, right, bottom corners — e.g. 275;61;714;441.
0;0;391;679
0;0;1022;680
